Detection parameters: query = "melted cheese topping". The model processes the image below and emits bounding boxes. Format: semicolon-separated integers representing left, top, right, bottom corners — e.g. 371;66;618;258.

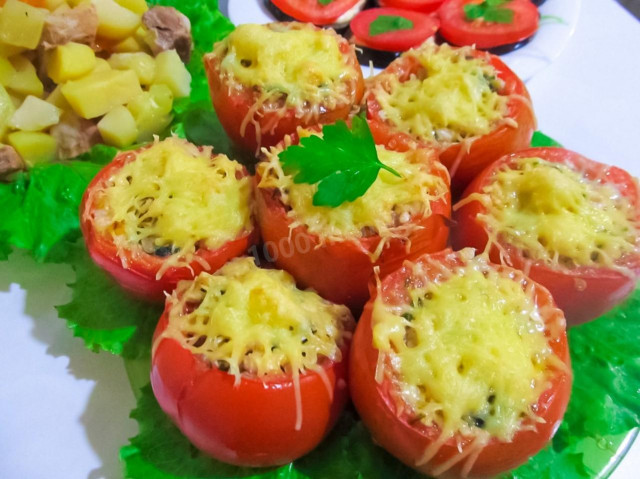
158;257;354;428
464;157;639;269
92;138;252;275
257;130;449;248
372;251;561;444
370;41;508;144
215;23;356;110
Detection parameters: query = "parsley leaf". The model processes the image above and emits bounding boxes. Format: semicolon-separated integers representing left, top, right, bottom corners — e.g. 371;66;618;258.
464;0;514;24
278;116;400;208
56;243;162;359
369;15;414;36
318;0;335;5
531;130;563;148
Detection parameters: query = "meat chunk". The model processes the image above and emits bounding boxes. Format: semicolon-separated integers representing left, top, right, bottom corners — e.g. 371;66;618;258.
0;145;25;179
50;113;102;160
40;5;99;50
142;7;192;63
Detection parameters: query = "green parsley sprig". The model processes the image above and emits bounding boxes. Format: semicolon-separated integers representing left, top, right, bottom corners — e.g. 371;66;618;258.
464;0;515;24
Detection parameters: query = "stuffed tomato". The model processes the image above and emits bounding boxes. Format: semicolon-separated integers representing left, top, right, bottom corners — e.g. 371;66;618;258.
453;148;640;325
80;138;256;301
151;257;354;467
365;40;535;190
270;0;367;28
204;22;364;153
255;126;451;311
350;249;572;478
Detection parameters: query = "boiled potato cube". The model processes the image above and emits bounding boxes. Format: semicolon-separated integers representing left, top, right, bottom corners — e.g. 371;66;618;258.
114;0;147;14
0;85;16;139
45;0;70;10
6;56;43;97
47;42;97;83
0;41;24;58
108;52;155;85
112;36;143;53
9;95;62;131
97;105;137;147
0;0;48;49
46;85;71;110
92;57;111;74
154;50;191;98
7;131;58;166
127;83;173;142
92;0;141;41
61;69;142;119
0;57;16;86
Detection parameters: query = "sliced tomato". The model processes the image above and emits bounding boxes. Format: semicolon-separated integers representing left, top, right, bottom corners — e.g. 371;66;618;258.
439;0;540;49
453;147;640;325
365;46;535;192
204;23;364;153
350;249;572;478
271;0;362;25
254;143;451;312
350;7;440;52
80;145;257;302
379;0;444;12
150;276;352;467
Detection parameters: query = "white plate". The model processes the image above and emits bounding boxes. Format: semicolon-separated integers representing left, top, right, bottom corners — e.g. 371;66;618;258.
220;0;581;82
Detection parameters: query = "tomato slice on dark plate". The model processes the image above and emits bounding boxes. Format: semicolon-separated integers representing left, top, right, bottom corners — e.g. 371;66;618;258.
378;0;444;13
439;0;539;49
351;7;440;52
271;0;362;25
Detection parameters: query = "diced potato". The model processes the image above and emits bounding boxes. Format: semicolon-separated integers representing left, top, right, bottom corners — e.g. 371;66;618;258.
0;85;16;140
47;42;96;84
92;57;111;74
97;105;137;147
127;83;174;142
108;52;155;85
45;0;70;10
0;41;24;58
0;56;15;86
153;50;191;99
62;69;142;119
112;36;143;53
6;56;43;97
114;0;147;15
92;0;141;41
68;0;91;6
8;93;22;109
0;0;48;49
7;131;58;166
9;95;62;132
46;85;71;110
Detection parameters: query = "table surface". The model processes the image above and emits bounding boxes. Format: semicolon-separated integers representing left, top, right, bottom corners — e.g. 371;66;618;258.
1;1;639;478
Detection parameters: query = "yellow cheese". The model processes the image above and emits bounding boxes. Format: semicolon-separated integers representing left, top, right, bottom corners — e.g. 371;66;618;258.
372;251;559;443
467;157;639;269
92;138;253;274
214;23;356;111
371;41;508;144
258;130;448;243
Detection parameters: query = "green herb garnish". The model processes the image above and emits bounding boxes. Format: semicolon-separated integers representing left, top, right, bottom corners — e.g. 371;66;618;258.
464;0;514;24
318;0;335;5
278;116;401;208
369;15;414;36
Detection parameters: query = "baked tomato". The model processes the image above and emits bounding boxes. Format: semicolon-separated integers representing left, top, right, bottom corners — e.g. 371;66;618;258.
350;7;440;52
453;147;640;325
255;125;451;312
365;40;535;191
379;0;444;13
80;138;256;302
350;249;572;478
270;0;364;26
439;0;540;50
204;22;364;153
151;258;354;467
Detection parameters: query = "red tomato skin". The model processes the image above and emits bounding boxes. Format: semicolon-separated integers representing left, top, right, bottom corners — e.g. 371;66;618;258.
349;250;572;478
366;49;535;192
379;0;444;13
351;8;440;52
254;148;451;311
271;0;361;25
204;25;364;153
150;305;350;467
452;147;640;326
439;0;540;49
80;147;258;302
